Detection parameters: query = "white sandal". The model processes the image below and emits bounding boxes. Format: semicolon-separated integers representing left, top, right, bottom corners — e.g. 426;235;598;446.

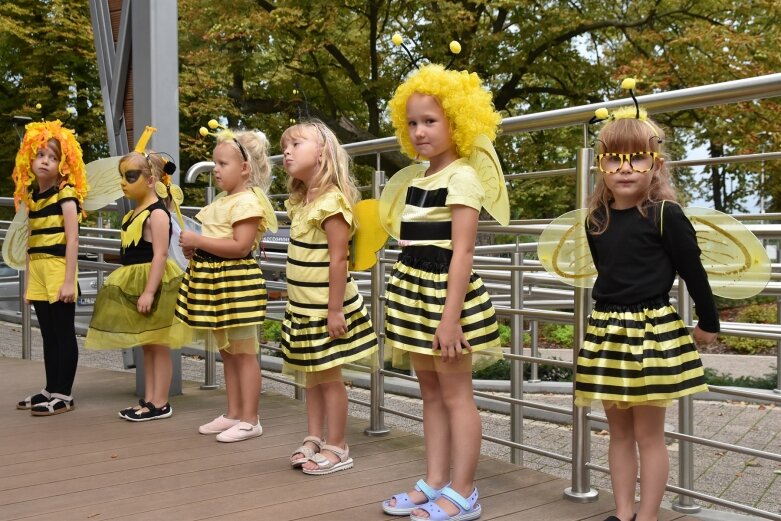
290;436;324;467
302;443;353;475
31;393;74;416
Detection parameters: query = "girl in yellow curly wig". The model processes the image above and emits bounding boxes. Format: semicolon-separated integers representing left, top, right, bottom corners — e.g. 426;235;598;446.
382;64;502;520
13;120;88;416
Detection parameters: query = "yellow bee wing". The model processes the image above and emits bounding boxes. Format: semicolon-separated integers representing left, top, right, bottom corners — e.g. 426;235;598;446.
468;134;510;226
252;187;278;233
2;205;29;271
378;164;425;240
683;207;770;299
350;199;389;271
83;156;124;211
537;208;596;288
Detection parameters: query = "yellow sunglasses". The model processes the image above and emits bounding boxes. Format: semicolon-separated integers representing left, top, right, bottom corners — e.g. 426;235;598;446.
597;152;659;174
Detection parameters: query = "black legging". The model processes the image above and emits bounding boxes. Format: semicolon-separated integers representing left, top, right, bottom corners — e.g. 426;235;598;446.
32;300;78;396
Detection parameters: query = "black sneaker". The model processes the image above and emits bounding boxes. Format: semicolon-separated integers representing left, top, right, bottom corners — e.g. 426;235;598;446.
119;399;148;419
125;402;172;422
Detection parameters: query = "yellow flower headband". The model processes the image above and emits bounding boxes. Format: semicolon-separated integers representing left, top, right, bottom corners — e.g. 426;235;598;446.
12;120;89;213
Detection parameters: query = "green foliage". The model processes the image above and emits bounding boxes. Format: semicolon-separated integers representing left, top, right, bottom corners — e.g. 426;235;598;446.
497;323;531;347
541;323;574;349
473;358;572;382
263;320;282;343
703;367;778;390
723;304;777;354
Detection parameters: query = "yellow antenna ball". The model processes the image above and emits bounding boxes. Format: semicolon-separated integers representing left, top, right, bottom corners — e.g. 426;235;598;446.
199;127;209;137
292;88;299;95
66;107;77;115
449;40;462;54
35;103;42;110
594;108;610;120
391;33;403;46
207;119;220;129
621;78;637;90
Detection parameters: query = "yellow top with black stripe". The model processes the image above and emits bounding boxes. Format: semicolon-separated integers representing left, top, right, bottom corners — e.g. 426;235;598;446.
196;190;269;247
398;158;484;249
285;189;358;318
28;184;81;260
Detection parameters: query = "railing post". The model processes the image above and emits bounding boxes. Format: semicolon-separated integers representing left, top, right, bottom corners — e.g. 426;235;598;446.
510;250;524;465
365;165;390;436
672;281;701;513
529;320;540;383
201;186;219;391
565;136;598;502
775;296;781;395
20;270;31;360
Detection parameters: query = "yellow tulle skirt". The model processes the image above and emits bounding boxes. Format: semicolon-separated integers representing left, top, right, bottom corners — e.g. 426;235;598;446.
85;260;191;349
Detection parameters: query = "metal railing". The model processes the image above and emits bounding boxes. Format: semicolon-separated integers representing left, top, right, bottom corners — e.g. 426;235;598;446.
1;72;780;520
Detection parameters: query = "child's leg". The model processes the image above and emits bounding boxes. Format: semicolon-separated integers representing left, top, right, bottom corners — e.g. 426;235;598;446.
234;352;261;423
604;404;639;521
143;344;172;407
293;376;325;463
301;367;347;470
50;301;78;396
221;350;241;419
633;405;668;521
411;355;480;519
387;354;450;508
32;301;57;394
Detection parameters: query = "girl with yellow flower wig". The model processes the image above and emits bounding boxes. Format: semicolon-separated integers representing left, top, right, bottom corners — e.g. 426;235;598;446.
13;120;88;416
381;64;505;521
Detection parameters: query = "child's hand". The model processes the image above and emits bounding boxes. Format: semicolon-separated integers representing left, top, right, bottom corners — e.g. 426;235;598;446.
179;230;200;251
137;291;155;314
692;325;717;347
433;320;471;362
327;309;347;339
57;282;76;304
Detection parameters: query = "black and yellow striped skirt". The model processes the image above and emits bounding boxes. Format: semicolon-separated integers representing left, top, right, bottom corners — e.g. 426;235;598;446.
385;246;502;370
575;298;708;408
281;292;379;374
175;250;267;330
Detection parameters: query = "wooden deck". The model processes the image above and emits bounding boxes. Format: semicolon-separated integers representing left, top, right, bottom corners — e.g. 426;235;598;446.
0;358;698;521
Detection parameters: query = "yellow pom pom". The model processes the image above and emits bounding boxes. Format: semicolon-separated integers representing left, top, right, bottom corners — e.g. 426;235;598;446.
449;40;462;54
392;33;403;46
207;119;219;129
621;78;637;90
199;127;209;137
594;108;610;120
35;103;42;110
66;107;77;115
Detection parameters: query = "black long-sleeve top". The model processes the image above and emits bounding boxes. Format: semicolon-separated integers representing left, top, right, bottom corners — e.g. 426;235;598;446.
586;201;720;333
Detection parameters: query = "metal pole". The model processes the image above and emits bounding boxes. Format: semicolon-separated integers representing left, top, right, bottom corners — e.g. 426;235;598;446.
672;280;701;513
510;250;524;465
529;320;540;383
365;165;390;436
201;186;218;390
775;296;781;394
20;271;31;360
565;129;598;502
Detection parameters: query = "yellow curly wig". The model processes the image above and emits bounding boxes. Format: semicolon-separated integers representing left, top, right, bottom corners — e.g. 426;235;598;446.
388;64;501;159
12;120;89;212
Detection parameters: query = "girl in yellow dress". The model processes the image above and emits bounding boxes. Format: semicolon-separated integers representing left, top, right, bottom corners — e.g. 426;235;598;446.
86;151;190;421
176;130;275;443
381;64;504;521
280;120;378;475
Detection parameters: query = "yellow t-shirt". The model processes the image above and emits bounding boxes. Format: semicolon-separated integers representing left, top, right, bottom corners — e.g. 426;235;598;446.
196;190;269;250
398;158;484;250
284;189;358;317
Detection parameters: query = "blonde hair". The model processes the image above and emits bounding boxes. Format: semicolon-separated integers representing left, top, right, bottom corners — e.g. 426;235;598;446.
215;130;273;192
118;150;165;181
588;116;677;234
280;119;360;208
388;64;501;159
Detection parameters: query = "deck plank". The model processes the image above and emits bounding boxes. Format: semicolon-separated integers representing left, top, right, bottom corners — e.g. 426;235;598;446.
0;357;697;521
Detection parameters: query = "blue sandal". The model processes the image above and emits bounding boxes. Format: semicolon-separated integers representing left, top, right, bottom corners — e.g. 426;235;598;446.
382;479;448;516
410;486;481;521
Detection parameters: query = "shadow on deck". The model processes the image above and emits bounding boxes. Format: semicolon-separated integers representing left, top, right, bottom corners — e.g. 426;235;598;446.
0;358;698;521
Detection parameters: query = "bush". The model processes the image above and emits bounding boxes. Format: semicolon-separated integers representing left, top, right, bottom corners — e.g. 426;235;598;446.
540;323;574;349
263;320;282;343
473;358;572;382
723;304;776;354
497;323;531;347
703;367;778;389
